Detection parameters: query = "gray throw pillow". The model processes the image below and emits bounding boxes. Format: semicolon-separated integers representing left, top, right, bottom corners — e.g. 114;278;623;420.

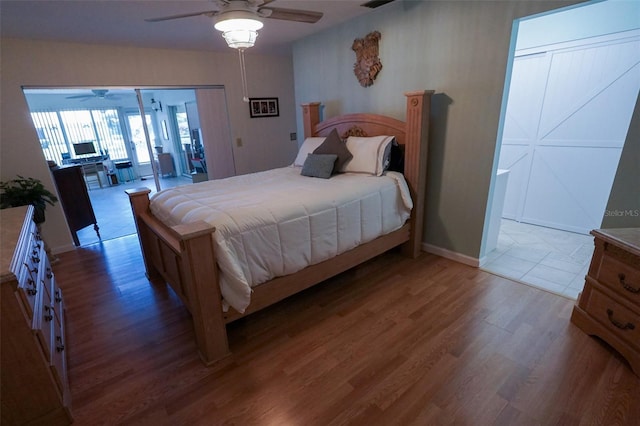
301;154;338;179
313;128;352;173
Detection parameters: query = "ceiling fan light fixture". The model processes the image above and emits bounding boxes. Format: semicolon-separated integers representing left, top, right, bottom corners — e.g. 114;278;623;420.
214;12;263;50
220;28;259;49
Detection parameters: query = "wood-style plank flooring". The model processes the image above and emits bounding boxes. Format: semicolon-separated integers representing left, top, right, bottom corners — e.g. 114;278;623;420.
52;235;640;425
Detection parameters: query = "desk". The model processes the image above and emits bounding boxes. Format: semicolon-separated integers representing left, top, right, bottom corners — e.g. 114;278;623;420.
62;155;109;189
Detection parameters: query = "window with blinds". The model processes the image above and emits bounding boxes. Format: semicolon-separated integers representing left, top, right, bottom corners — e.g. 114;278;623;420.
30;109;128;164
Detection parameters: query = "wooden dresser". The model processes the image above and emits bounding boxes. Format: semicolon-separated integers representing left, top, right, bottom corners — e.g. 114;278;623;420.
156;152;176;177
51;164;100;246
571;228;640;376
1;206;73;425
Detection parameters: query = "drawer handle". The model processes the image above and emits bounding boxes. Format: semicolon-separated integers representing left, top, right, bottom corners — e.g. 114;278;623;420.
618;273;639;294
55;290;62;303
44;305;54;322
46;268;53;279
27;278;37;295
606;309;635;331
23;262;37;275
31;255;40;264
56;336;65;352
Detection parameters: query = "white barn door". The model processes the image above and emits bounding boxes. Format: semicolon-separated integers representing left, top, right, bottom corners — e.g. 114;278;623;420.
499;31;640;234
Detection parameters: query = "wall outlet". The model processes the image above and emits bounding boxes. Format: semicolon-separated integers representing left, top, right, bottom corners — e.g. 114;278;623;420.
290;132;297;141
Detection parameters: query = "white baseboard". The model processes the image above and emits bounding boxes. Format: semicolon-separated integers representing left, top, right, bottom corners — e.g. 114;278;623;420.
421;243;480;267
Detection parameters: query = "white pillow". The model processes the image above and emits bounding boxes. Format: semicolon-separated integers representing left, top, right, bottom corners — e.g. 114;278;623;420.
293;137;326;166
340;135;395;176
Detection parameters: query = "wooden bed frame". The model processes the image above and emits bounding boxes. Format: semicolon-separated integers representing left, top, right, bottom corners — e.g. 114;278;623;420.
126;90;434;366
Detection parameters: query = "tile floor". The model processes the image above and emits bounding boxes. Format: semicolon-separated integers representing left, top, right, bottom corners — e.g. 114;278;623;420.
76;174;192;246
481;219;595;300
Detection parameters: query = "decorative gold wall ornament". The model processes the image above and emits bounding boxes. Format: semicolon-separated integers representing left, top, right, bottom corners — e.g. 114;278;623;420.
352;31;382;88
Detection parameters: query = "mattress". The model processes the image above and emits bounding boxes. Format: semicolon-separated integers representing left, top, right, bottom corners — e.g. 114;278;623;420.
150;166;413;313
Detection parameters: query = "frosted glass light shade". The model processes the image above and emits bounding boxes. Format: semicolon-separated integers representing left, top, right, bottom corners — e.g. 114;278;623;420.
220;28;259;49
214;17;263;32
214;15;263;49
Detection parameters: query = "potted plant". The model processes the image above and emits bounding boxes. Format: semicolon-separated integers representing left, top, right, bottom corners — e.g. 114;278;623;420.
0;176;58;224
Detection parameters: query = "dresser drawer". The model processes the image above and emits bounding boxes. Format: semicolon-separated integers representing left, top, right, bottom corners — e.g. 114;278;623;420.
51;303;69;395
16;265;39;319
15;220;40;265
584;286;639;351
22;235;42;279
598;253;640;307
34;290;56;362
53;282;64;327
38;248;55;304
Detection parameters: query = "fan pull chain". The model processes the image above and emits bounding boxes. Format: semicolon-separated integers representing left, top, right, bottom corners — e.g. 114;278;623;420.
238;49;250;103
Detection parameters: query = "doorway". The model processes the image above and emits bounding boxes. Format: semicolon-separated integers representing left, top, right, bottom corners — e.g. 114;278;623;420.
124;110;156;179
499;30;639;235
481;1;640;298
22;86;235;246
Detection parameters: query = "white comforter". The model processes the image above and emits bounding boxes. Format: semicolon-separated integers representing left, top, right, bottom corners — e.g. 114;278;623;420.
150;166;413;313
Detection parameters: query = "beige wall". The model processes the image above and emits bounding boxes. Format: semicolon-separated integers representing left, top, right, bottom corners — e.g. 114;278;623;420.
0;38;298;252
292;0;582;260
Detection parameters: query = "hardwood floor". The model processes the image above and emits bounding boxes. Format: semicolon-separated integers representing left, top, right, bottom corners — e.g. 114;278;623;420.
52;235;640;425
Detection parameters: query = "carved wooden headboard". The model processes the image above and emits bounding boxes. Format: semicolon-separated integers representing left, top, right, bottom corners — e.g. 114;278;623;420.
301;91;434;258
301;104;407;146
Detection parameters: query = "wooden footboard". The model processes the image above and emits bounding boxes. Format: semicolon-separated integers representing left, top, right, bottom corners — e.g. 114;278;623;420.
127;90;433;366
222;224;410;323
128;186;410;365
127;188;231;366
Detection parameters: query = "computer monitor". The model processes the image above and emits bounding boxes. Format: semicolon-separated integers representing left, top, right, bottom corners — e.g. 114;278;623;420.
73;142;97;156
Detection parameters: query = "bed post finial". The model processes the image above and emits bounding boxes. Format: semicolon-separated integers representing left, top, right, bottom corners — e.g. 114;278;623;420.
301;102;321;138
403;90;434;258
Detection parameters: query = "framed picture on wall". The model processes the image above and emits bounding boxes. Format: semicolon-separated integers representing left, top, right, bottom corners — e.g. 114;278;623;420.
249;97;279;118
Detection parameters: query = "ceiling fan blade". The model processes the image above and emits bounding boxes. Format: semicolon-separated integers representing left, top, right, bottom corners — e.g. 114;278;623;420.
361;0;396;8
145;10;218;23
66;94;93;99
263;7;323;23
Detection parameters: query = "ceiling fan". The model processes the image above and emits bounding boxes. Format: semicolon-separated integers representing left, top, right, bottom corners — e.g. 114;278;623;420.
148;0;323;102
145;0;323;27
65;89;120;101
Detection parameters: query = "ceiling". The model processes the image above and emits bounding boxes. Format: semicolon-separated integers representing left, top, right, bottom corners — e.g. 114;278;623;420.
0;0;383;55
